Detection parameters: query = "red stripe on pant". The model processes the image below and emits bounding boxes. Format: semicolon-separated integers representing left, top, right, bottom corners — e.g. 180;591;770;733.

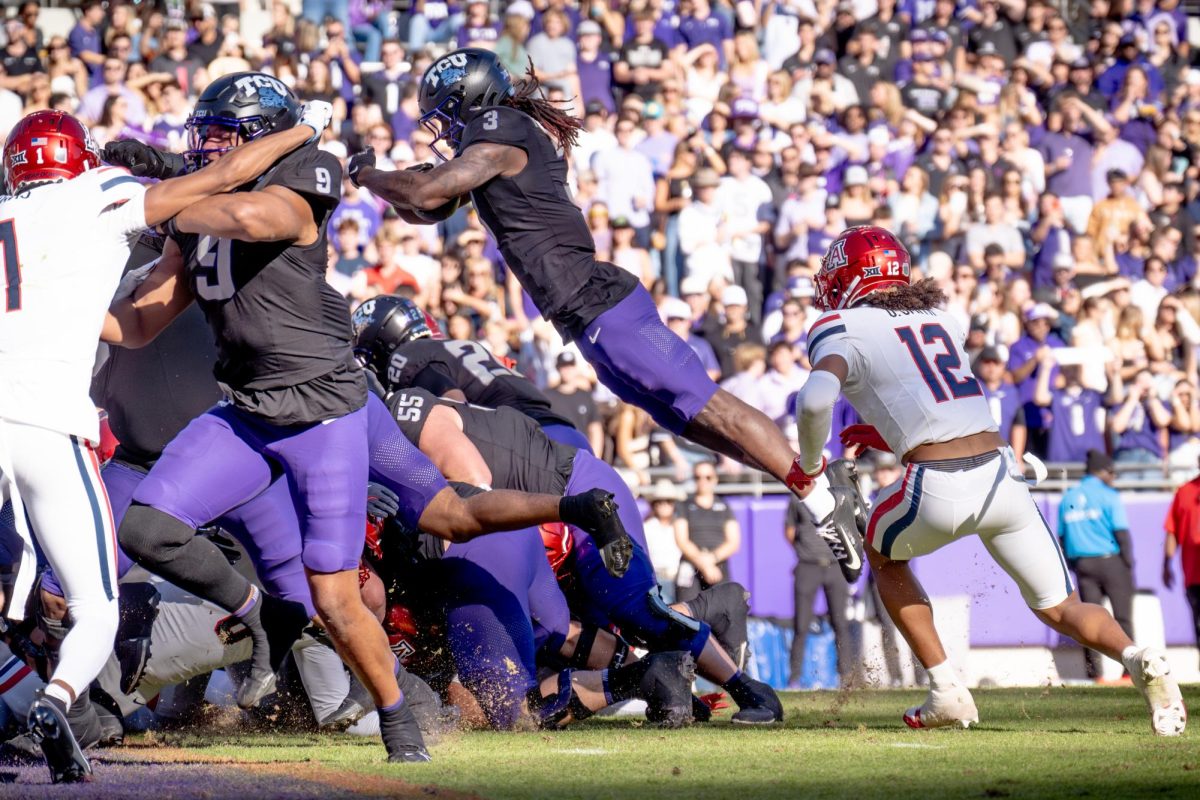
0;664;32;693
866;463;914;548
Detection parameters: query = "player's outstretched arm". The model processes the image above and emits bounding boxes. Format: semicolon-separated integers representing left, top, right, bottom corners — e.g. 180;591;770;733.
795;355;850;475
171;184;318;244
102;238;195;347
348;142;523;213
417;485;563;543
141;101;332;227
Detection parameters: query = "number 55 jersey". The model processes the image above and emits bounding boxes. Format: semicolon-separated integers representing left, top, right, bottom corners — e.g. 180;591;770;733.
170;145;355;425
807;306;996;459
0;166;146;443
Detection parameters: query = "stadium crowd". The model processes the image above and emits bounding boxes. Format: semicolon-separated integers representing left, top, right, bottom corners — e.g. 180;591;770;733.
1;0;1198;483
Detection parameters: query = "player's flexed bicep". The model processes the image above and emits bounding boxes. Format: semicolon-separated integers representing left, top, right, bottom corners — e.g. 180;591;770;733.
102;237;194;348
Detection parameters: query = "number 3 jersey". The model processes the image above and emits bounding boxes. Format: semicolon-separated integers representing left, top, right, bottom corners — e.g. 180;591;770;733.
807;306;996;458
0;166;146;442
171;145;362;425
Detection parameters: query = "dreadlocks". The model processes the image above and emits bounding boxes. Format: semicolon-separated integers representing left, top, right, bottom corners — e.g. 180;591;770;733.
501;60;582;154
861;278;947;312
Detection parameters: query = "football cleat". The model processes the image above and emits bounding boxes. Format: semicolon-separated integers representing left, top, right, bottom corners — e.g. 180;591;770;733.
1123;647;1187;736
819;459;867;583
380;699;431;763
640;651;696;729
27;694;92;784
116;636;152;695
730;677;784;725
237;594;310;709
903;685;979;729
320;676;373;731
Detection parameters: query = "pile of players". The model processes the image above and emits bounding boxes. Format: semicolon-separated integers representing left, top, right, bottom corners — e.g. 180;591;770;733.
0;47;1185;788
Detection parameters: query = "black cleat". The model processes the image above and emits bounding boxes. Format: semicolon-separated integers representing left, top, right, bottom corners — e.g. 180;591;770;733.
237;593;309;709
559;489;633;578
819;459;868;583
380;699;431;763
640;652;695;728
27;694;92;783
117;636;152;695
730;677;784;725
319;678;371;731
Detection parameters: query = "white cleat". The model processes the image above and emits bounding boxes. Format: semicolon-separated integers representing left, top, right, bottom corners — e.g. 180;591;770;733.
903;685;979;730
1123;647;1187;736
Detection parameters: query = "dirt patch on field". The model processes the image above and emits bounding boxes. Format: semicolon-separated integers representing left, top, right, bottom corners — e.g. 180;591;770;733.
0;747;483;800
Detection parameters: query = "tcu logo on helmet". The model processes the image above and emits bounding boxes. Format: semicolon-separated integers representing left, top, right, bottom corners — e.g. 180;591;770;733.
352;299;376;337
233;74;289;100
426;53;469;89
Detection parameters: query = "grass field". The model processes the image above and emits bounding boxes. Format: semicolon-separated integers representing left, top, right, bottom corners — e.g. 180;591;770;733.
5;686;1199;799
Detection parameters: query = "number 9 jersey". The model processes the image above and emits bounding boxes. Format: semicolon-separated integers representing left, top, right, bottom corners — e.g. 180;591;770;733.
807;306;996;459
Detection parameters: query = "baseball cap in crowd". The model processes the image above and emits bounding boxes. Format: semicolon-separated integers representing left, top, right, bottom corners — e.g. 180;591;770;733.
930;30;951;47
577;19;602;36
1053;252;1075;271
585;99;607;117
909;29;929;44
730;97;759;121
976;41;998;57
872;451;899;470
680;276;709;296
867;126;890;147
690;168;721;189
1070;56;1093;70
970;313;990;333
506;0;535;18
1118;33;1138;48
556;350;578;369
844;165;868;187
722;285;748;307
1025;303;1056;322
814;48;836;65
788;276;816;298
1107;168;1129;184
1085;449;1115;474
663;297;692;321
194;3;217;20
611;215;632;229
644;100;665;120
979;346;1004;363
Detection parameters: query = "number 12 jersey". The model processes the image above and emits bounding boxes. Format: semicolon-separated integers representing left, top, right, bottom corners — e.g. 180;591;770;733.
807;306;996;459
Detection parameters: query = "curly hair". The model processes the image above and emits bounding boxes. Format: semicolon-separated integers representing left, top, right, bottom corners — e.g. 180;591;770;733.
500;59;581;154
860;279;947;312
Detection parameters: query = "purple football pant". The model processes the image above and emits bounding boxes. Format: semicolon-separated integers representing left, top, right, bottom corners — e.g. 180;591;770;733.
564;449;709;659
440;527;570;730
134;403;369;575
576;285;718;435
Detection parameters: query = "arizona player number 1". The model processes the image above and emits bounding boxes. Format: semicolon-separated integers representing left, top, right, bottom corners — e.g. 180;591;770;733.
895;323;982;402
0;219;20;312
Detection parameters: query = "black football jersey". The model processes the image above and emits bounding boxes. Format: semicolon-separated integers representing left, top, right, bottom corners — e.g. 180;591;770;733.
172;145;365;424
92;235;222;468
387;338;574;429
458;106;637;337
385;387;575;496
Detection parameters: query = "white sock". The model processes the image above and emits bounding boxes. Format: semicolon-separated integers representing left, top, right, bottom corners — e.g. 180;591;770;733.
43;681;72;707
926;660;960;690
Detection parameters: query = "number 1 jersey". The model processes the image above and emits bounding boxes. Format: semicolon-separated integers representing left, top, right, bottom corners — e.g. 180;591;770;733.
807;305;996;459
0;167;146;442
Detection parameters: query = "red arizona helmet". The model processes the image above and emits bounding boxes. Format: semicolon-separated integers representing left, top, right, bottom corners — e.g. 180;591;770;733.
3;110;101;194
814;225;912;311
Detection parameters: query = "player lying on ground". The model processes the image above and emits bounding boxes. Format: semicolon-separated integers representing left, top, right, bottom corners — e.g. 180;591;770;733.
362;501;695;730
358;367;781;723
345;48;862;583
0;102;331;784
791;224;1186;736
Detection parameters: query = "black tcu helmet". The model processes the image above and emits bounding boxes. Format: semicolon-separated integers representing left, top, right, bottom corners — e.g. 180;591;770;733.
186;72;301;167
418;48;513;160
351;296;440;379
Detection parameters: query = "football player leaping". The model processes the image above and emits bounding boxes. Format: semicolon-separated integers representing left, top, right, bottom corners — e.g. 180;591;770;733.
792;225;1186;736
0;106;328;782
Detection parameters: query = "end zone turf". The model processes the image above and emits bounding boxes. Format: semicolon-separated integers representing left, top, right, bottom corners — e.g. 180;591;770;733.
3;687;1196;799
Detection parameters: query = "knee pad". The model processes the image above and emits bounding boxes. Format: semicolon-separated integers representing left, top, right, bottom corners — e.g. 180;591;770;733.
119;503;196;567
527;670;593;730
686;582;749;656
623;589;711;661
557;625;631;671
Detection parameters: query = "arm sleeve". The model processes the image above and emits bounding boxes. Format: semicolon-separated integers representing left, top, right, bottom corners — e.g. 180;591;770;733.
796;370;843;474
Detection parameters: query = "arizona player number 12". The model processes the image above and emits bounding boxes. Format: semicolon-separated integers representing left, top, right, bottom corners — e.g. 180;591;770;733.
895;323;982;402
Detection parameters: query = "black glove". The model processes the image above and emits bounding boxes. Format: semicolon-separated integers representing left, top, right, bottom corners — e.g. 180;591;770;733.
559;489;633;578
102;140;188;180
368;481;401;520
347;147;376;188
364;367;388;400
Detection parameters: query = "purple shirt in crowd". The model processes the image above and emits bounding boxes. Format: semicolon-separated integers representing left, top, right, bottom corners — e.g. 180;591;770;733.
1114;399;1164;458
1047;388;1106;463
1038;130;1094;199
982;380;1023;444
578;51;616;113
1007;332;1065;429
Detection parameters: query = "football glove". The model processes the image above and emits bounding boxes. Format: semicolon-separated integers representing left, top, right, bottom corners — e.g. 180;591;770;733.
347;147;375;188
367;481;401;521
102;140;188;180
297;100;333;143
839;424;892;454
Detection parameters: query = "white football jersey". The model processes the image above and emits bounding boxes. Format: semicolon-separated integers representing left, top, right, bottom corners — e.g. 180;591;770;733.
0;166;146;442
807;305;996;458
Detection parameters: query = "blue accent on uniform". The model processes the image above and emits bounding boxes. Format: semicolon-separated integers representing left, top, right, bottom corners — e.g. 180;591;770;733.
1036;501;1074;597
69;436;114;602
100;175;140;192
806;324;846;362
880;466;925;558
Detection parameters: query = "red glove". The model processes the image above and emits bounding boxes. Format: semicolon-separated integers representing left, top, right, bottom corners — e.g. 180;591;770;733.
786;455;827;493
839;424;892;454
